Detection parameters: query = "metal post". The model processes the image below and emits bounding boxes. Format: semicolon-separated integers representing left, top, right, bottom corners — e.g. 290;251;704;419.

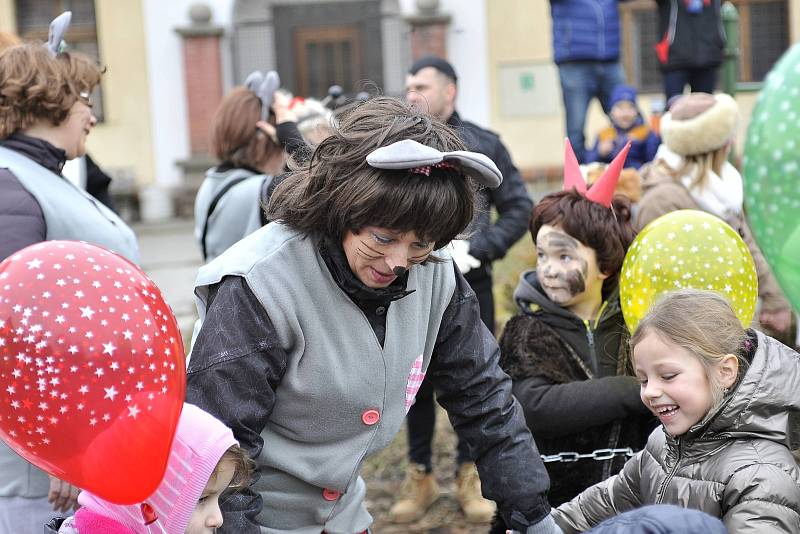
721;2;740;97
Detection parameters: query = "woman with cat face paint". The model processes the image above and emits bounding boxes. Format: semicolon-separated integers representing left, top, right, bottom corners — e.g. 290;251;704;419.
490;140;657;534
184;97;562;534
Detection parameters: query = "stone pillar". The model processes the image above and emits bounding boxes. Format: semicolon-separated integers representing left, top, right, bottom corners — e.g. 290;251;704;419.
404;0;451;60
173;3;223;217
175;4;224;156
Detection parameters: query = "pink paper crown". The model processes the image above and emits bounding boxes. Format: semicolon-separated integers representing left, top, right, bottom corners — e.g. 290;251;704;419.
562;138;631;207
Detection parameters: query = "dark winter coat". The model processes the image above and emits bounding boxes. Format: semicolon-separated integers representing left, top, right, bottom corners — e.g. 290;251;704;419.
549;0;623;64
655;0;725;71
446;112;533;285
499;271;655;506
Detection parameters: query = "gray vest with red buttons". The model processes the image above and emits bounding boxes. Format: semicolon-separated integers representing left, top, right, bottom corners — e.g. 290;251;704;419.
192;222;456;533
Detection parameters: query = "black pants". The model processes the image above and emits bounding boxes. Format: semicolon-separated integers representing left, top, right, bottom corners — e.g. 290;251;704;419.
663;67;718;103
406;274;495;471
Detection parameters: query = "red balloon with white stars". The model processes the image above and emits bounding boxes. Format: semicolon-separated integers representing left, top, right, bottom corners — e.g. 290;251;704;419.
0;240;185;504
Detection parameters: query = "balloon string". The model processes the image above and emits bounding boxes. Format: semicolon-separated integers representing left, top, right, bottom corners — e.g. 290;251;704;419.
146;522;167;534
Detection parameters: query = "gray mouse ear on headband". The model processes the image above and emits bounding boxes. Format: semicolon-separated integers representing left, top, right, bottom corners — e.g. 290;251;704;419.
47;11;72;57
244;70;281;121
366;139;502;188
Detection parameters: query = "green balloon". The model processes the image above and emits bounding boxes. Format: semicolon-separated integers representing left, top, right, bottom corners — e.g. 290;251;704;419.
743;43;800;312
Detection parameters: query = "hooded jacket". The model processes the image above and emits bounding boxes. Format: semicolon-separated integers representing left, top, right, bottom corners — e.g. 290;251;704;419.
637;145;790;312
47;403;238;534
497;271;655;507
553;330;800;534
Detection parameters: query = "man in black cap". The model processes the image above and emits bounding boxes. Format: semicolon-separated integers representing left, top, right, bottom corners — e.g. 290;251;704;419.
393;55;534;524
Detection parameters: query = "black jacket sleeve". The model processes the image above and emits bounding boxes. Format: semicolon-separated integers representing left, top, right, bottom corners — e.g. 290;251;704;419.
186;275;288;533
512;375;649;440
467;135;533;264
498;315;649;440
276;121;309;161
0;169;46;261
428;266;552;531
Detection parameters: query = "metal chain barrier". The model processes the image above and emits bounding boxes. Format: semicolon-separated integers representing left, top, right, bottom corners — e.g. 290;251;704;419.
541;447;636;463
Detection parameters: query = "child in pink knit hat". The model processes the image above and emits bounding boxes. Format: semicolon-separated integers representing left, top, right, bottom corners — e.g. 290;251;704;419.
45;403;252;534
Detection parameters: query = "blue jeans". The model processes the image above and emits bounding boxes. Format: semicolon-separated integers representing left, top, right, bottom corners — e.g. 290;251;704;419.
558;61;625;163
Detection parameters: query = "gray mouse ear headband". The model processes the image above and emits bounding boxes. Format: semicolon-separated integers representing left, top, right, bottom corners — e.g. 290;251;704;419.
244;70;281;121
366;139;502;188
47;11;72;57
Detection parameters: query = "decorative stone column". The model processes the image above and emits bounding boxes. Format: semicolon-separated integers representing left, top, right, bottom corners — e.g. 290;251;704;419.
404;0;451;60
174;3;223;217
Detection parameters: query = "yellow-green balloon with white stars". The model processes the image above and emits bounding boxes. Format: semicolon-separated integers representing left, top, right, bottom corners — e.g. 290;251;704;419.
743;42;800;312
620;210;757;332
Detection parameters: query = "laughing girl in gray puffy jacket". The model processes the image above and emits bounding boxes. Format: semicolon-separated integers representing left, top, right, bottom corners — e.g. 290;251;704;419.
553;289;800;534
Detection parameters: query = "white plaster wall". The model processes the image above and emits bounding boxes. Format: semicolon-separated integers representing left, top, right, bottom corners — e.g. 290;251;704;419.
141;0;234;187
398;0;490;127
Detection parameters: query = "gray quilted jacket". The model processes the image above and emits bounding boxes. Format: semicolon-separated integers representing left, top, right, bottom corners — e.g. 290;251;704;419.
553;330;800;533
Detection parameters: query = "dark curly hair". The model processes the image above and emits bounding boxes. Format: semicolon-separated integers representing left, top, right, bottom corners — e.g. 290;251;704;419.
0;43;102;138
267;96;474;250
529;189;636;295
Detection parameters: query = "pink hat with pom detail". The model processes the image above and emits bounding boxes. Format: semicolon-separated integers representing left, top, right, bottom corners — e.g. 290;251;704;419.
76;403;238;534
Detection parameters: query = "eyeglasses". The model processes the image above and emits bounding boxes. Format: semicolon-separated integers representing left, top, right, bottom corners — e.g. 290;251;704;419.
78;91;94;109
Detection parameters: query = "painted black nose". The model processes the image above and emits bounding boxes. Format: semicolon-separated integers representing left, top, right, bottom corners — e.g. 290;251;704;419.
392;266;407;277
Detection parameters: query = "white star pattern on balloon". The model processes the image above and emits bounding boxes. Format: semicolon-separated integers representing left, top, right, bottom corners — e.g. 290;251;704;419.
0;241;185;455
620;210;758;331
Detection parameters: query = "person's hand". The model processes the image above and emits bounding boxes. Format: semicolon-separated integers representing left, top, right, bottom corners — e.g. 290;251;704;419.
450;240;481;274
759;308;793;333
256;120;279;144
598;139;614;157
48;475;80;513
271;91;297;124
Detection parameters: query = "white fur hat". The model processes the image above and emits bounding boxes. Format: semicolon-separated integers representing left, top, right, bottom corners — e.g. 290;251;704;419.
660;92;739;156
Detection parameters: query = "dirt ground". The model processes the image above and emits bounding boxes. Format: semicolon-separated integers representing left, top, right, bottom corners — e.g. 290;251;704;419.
361;406;492;534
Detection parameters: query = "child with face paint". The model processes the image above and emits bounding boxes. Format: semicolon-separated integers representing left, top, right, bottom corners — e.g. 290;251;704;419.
491;141;657;533
552;289;800;534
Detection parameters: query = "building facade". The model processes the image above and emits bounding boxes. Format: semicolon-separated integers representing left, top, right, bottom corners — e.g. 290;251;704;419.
1;0;797;215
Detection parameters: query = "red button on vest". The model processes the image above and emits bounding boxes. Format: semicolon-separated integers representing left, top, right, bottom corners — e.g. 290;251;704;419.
361;409;380;426
322;488;340;501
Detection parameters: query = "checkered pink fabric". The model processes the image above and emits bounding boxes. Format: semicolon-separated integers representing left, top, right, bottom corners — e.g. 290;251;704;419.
404;354;426;413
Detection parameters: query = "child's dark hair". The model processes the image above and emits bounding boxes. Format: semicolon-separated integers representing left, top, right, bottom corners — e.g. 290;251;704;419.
212;444;254;490
529;189;636;295
267;96;474;250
